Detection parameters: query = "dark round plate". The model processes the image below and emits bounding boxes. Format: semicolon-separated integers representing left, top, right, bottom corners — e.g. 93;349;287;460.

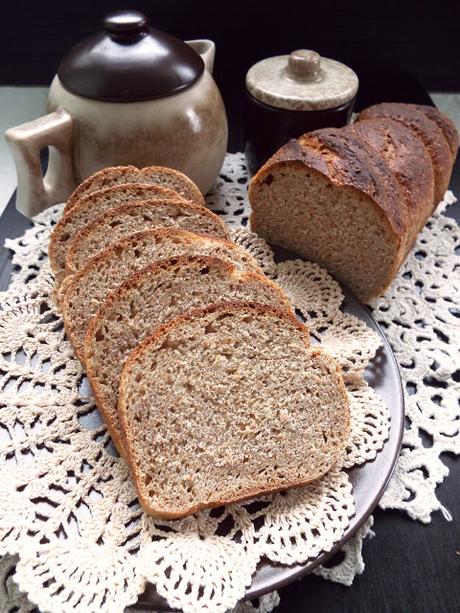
132;285;405;611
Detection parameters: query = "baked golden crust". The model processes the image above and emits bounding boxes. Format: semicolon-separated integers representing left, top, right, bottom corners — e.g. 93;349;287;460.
251;130;407;241
299;128;408;235
65;165;205;212
358;102;453;203
345;117;435;255
416;104;459;160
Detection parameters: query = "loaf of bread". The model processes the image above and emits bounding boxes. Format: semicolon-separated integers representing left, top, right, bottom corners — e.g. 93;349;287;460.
49;184;186;283
119;303;349;519
65;165;205;212
61;228;261;360
84;256;292;456
249;104;458;301
65;200;230;274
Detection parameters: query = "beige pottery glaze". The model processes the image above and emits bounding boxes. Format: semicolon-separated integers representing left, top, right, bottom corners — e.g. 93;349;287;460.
6;40;228;217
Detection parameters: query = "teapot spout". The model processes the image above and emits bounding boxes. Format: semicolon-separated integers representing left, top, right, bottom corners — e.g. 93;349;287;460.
186;39;215;74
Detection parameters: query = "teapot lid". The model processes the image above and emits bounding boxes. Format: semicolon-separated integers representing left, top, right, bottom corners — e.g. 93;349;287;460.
246;50;358;111
57;10;204;102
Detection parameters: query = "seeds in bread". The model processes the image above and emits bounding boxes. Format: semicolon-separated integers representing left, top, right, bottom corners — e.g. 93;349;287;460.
49;183;185;283
357;102;453;203
84;255;293;457
61;227;261;361
65;199;230;274
66;165;205;212
249;129;407;301
118;302;349;519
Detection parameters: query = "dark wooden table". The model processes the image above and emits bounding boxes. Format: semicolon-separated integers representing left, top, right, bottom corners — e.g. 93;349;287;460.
0;69;459;613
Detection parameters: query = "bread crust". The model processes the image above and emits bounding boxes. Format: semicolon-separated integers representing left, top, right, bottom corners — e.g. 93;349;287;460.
65;165;205;212
66;166;138;211
60;227;261;361
344;117;435;255
249;130;406;299
118;302;349;519
84;255;294;457
49;183;184;278
65;199;231;274
357;102;453;203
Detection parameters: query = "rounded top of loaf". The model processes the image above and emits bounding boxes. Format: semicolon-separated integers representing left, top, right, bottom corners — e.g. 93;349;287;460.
66;165;204;211
415;104;459;158
345;118;434;214
357;102;452;203
252;127;406;238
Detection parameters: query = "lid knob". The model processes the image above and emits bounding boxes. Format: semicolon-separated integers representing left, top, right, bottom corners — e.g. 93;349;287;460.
104;10;149;42
286;50;321;81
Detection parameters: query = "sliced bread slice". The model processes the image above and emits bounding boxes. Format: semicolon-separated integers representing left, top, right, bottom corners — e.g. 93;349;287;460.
65;165;205;212
49;183;185;283
357;102;453;204
249;128;407;301
118;302;349;519
65;199;230;274
84;256;293;457
61;227;261;361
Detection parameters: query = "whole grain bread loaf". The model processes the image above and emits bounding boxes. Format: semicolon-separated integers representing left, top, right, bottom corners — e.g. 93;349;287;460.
118;302;349;519
357;103;453;204
61;227;261;361
65;165;205;211
49;184;185;283
65;199;230;274
84;256;292;456
344;118;435;252
249;128;408;301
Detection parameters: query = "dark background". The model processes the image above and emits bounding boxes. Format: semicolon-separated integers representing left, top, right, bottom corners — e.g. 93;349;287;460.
2;0;460;151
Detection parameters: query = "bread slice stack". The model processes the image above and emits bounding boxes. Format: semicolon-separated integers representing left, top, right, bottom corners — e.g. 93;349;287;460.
249;102;458;302
53;165;350;519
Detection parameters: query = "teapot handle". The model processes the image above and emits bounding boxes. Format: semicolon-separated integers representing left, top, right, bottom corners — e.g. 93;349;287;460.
5;109;75;218
186;39;215;74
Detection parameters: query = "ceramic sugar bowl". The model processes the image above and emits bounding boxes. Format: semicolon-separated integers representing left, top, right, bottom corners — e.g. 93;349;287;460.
245;49;358;174
6;10;228;217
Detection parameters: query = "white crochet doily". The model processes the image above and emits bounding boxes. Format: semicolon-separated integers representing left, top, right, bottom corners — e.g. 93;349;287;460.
0;154;389;613
2;150;456;612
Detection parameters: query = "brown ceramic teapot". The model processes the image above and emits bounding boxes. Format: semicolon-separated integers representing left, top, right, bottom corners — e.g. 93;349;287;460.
6;10;228;217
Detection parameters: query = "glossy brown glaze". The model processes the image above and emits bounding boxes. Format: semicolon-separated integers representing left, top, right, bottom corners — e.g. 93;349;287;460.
58;10;204;102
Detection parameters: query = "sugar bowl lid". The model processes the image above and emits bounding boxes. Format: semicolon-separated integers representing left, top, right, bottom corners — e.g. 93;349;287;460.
57;10;204;102
246;50;358;111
